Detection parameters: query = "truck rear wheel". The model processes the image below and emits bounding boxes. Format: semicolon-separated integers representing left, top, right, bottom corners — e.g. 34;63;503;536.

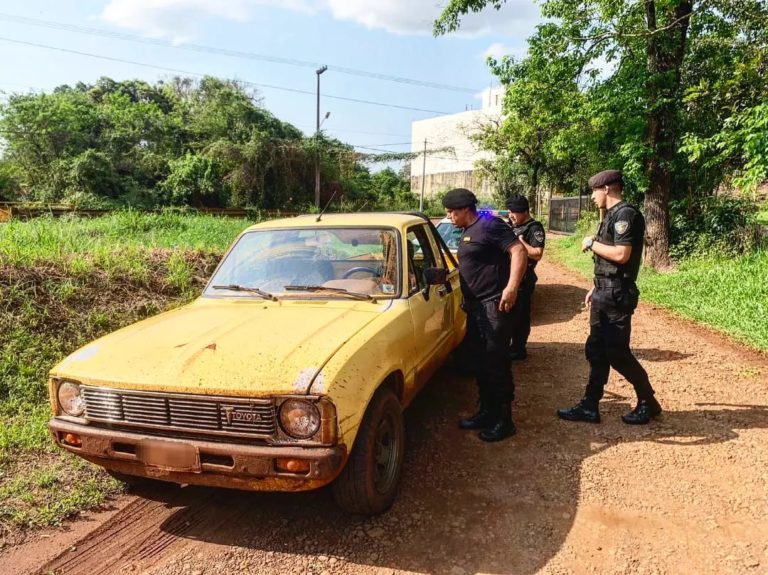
332;388;404;515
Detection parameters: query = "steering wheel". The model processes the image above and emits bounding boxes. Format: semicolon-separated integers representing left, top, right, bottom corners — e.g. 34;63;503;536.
342;266;380;279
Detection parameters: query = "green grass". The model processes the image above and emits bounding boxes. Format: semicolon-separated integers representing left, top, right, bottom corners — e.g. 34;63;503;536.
0;210;250;274
0;212;249;538
0;455;121;530
549;235;768;351
756;204;768;225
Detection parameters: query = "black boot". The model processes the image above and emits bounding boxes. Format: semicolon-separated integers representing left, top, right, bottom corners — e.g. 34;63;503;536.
478;404;516;442
557;398;601;423
458;402;496;430
621;397;662;425
509;349;527;361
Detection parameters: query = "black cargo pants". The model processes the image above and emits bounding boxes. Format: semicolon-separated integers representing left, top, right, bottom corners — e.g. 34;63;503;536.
584;278;655;405
464;297;515;410
510;273;536;354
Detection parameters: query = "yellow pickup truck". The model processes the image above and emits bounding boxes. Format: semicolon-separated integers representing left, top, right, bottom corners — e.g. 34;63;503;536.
48;212;464;514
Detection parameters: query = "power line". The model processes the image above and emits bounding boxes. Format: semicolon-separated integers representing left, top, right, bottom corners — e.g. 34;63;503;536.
0;12;478;94
351;142;412;147
354;145;411;153
0;36;452;115
305;127;411;137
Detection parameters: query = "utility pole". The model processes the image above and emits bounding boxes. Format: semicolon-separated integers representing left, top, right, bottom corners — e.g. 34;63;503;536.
419;138;427;212
315;65;328;210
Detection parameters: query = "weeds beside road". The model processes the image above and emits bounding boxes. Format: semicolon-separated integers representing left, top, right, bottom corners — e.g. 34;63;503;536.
0;213;249;539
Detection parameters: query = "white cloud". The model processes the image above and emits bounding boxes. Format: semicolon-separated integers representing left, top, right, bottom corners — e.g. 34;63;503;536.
101;0;541;41
438;1;541;38
101;0;254;42
323;1;541;37
483;42;511;60
481;41;528;63
324;0;437;35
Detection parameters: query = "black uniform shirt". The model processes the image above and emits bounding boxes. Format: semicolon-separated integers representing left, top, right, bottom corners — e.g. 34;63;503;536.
593;201;645;281
512;217;545;272
457;215;520;303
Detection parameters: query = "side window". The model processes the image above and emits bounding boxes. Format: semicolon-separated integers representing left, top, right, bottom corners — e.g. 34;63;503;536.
406;225;438;294
425;226;447;269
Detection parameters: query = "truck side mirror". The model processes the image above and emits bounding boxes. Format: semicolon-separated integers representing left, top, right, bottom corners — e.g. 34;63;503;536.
424;267;448;285
421;267;448;301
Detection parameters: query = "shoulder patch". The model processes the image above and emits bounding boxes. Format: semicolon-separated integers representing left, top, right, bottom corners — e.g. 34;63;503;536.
614;220;629;235
534;230;545;242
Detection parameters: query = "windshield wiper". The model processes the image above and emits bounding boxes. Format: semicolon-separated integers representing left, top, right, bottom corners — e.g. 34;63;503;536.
212;284;277;300
284;284;373;301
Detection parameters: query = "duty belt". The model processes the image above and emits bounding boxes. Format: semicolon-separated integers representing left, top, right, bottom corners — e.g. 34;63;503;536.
594;277;632;288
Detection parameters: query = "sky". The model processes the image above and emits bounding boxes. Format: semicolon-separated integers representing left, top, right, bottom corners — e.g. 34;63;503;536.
0;0;542;164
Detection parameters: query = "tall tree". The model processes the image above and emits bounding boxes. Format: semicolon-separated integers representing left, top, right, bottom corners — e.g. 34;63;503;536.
436;0;768;268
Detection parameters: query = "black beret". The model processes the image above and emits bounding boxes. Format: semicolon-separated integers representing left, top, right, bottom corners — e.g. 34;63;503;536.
442;188;477;209
506;195;529;212
588;169;623;188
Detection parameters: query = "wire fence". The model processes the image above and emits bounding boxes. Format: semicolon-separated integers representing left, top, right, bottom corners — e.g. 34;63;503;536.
547;196;592;234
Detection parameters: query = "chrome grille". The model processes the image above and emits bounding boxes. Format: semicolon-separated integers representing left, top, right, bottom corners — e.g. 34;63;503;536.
81;386;275;439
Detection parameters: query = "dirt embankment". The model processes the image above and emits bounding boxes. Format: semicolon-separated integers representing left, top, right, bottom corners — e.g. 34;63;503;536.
2;259;767;575
0;249;221;541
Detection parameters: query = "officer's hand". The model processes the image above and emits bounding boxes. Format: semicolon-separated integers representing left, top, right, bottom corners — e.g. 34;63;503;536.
499;287;517;312
581;236;594;252
584;287;594;309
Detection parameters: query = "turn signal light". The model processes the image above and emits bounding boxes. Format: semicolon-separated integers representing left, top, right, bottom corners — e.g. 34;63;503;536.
62;433;82;447
275;458;310;474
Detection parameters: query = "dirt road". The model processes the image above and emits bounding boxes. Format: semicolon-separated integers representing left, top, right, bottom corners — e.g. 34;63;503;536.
4;260;768;575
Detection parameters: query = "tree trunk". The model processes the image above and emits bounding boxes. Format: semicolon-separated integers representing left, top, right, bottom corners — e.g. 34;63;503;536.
642;0;693;270
643;154;672;268
528;164;539;213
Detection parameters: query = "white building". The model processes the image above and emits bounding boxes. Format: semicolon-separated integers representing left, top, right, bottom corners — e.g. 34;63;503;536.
410;86;504;201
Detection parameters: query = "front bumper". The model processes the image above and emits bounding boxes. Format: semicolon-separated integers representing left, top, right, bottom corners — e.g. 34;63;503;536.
49;418;347;492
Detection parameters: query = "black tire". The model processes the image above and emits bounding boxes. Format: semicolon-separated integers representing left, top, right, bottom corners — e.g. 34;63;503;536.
332;388;405;515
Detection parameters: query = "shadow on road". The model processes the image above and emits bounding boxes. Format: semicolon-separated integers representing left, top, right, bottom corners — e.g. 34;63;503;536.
531;283;589;327
138;357;766;575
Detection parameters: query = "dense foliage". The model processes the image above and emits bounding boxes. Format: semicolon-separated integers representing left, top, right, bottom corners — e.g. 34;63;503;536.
0;76;417;211
436;0;768;266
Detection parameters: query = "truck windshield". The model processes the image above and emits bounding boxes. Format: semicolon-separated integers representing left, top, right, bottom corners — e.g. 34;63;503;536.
204;227;400;299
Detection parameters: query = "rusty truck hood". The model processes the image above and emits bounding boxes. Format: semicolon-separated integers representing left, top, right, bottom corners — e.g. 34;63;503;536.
51;298;388;396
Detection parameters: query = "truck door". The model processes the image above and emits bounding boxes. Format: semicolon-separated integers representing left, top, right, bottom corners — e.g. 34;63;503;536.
406;224;452;389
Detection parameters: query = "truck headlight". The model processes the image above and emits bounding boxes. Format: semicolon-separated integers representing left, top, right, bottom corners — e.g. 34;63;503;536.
57;381;85;417
278;399;321;439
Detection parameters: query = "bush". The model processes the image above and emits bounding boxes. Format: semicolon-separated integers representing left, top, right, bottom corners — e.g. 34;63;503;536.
160;153;228;206
670;196;761;259
576;210;599;236
67;150;122;199
0;161;20;200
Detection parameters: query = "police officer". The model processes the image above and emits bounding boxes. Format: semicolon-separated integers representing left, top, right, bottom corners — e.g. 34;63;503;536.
505;195;546;360
443;188;528;441
557;170;662;425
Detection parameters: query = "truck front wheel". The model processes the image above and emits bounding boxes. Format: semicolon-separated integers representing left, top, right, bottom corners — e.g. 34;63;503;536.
332;388;404;515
